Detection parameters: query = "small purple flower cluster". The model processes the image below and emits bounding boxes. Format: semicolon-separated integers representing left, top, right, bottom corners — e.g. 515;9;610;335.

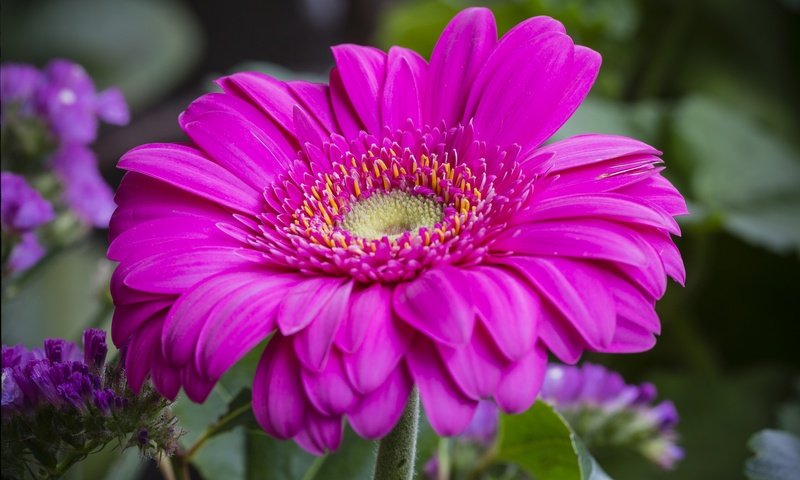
1;329;125;419
540;363;684;469
0;59;129;274
425;362;683;479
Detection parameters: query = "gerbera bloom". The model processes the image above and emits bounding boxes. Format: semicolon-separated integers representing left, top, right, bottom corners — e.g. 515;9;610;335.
109;8;685;454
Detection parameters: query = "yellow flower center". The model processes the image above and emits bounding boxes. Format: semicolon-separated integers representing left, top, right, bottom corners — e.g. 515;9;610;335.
340;191;443;240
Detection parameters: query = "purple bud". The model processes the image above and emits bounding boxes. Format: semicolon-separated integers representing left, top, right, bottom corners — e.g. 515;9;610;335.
635;382;658;405
137;429;149;446
650;401;679;429
82;329;108;371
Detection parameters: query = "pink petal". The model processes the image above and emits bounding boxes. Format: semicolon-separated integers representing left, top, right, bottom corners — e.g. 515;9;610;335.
343;306;414;394
407;338;478;436
538;309;585;364
124;318;160;392
161;269;269;366
118;144;262;215
330;45;387;133
122;247;262;294
217;72;298;141
194;274;295;379
288;81;337;134
277;277;352;336
335;282;388;353
393;266;475;346
301;350;358;416
516;193;680;235
182;110;290;189
503;257;616;349
494;219;650;267
382;47;427;129
329;68;363;138
426;7;497;126
467;266;538;360
603;318;656;353
181;362;216;403
494;343;547;413
348;365;413;439
293;413;343;455
111;298;172;347
252;336;309;439
537;134;660;172
439;322;508;400
293;279;354;371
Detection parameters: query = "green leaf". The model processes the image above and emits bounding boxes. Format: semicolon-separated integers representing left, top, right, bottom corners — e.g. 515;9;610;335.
673;96;800;253
745;430;800;480
193;430;246;480
496;400;612;480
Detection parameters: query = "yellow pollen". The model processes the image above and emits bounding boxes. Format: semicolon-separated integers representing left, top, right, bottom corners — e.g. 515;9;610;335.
339;190;443;241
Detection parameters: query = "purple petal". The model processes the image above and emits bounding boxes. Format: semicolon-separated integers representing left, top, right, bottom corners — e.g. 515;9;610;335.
50;144;115;227
118;144;263;215
277;277;352;336
94;87;129;125
252;336;309;439
494;343;547;413
407;338;478;436
348;364;413;439
1;172;54;232
335;282;387;353
393;266;475;346
382;47;427;129
8;232;46;273
426;7;497;126
330;44;386;133
293;279;354;371
468;266;538;360
301;350;358;416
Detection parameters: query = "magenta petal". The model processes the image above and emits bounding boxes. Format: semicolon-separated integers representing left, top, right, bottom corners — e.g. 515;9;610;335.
494;219;650;267
494;343;547;413
426;7;497;126
516;193;680;235
194;274;293;379
288;81;336;134
182;110;289;189
123;247;261;294
604;318;657;353
407;338;478;436
161;269;268;366
182;362;215;403
393;266;475;346
343;306;413;394
439;322;508;400
348;365;413;439
329;68;363;138
468;266;538;360
538;309;585;364
217;72;298;139
331;44;387;133
471;31;576;151
293;279;354;371
301;350;358;416
538;133;660;172
277;277;351;336
111;299;171;347
252;336;309;439
124;319;160;392
504;257;615;349
293;413;343;455
118;144;262;215
335;282;388;353
382;47;427;129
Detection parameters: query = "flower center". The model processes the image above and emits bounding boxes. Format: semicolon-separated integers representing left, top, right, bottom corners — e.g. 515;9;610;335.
340;190;443;240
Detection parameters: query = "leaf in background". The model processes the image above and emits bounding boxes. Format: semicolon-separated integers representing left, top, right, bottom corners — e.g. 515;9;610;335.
245;432;317;480
496;400;612;480
673;96;800;253
1;0;203;110
193;430;246;480
745;430;800;480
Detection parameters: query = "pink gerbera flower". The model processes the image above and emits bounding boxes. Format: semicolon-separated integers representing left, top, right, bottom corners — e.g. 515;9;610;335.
109;8;686;454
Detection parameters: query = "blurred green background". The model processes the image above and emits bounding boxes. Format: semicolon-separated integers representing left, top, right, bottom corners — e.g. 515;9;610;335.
2;0;799;479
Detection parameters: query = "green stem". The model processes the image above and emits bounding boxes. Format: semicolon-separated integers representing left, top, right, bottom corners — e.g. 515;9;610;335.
373;389;420;480
436;438;451;480
185;401;253;459
49;440;101;478
170;454;191;480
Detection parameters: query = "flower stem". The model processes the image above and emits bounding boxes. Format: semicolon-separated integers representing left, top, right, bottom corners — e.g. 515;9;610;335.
373;388;420;480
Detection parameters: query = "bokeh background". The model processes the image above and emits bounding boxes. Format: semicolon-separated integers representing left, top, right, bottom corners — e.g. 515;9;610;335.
2;0;799;479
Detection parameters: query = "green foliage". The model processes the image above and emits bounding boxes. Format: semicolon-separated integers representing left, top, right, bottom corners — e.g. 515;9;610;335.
496;401;611;480
745;430;800;480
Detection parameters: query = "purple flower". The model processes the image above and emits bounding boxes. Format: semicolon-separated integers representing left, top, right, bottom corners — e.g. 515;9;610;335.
7;232;46;273
540;363;684;469
1;172;54;232
36;59;129;144
1;329;122;417
0;64;42;121
50;144;116;227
